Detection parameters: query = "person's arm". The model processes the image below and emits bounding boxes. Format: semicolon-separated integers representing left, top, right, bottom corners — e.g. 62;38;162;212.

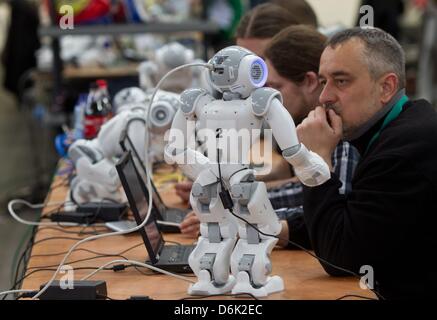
175;181;193;203
268;181;304;210
275;207;312;250
273;142;359;249
180;211;200;238
303;156;431;276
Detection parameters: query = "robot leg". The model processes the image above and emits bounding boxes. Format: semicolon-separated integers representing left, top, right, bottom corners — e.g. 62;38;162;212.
187;168;238;295
229;169;284;297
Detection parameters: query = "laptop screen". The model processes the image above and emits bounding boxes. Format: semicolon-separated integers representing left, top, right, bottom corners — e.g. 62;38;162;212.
122;154;149;220
119;128;166;212
116;151;164;263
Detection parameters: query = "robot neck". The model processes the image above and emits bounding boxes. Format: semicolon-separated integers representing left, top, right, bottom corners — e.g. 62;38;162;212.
223;91;243;101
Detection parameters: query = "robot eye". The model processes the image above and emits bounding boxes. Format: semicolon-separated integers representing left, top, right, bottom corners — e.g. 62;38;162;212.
156;110;167;121
250;60;266;85
251;64;262;80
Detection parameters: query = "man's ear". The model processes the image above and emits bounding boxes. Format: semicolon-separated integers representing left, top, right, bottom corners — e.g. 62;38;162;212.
302;71;319;94
379;73;399;104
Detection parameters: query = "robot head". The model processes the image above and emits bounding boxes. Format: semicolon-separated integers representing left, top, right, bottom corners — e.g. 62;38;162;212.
208;46;268;98
155;42;194;70
113;87;148;113
149;93;180;133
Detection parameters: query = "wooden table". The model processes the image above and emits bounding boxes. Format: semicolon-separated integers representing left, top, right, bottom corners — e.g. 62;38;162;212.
20;165;376;300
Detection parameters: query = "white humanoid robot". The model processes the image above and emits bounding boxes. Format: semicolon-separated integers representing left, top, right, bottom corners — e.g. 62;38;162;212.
138;42;211;94
68;89;181;204
165;46;330;297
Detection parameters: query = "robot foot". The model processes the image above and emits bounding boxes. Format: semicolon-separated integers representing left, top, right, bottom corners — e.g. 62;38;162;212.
231;272;284;297
188;270;236;296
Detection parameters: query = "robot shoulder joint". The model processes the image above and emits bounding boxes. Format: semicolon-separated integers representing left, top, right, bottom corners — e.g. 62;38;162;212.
180;88;210;116
251;87;283;117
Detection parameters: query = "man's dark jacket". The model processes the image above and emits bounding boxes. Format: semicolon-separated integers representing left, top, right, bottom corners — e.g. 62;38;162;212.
303;99;437;299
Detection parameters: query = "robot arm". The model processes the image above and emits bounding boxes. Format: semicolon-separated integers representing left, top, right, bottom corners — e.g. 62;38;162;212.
165;87;216;180
95;108;143;158
138;61;158;91
251;87;330;187
68;139;121;204
165;108;211;181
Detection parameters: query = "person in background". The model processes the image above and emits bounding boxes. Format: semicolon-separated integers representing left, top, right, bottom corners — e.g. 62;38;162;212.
234;2;316;57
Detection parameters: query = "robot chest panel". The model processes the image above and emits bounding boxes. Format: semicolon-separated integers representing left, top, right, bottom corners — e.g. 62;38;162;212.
198;99;259;132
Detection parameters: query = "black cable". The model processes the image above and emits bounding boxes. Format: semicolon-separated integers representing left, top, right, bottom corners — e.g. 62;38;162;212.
17;291;120;301
26;253;132;270
336;294;377;300
215;149;385;301
37;225;108;236
164;240;182;246
8;225;39;298
10;231;49;293
30;242;144;259
10;242;146;294
10;218;106;292
15;291;39;300
25;241;146;270
11;266;116;293
11;262;160;298
11;220;98;292
78;199;104;227
180;293;259;300
32;236;85;246
10;235;85;290
47;176;69;190
97;294;120;301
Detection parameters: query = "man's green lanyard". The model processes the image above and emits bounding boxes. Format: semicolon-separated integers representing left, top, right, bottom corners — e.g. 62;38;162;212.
364;95;409;155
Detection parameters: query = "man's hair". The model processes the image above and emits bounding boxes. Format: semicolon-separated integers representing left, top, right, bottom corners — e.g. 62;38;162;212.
327;27;406;88
235;3;302;39
264;25;327;83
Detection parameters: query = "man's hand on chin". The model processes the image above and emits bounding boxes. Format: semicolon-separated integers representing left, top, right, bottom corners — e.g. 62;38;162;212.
296;107;343;170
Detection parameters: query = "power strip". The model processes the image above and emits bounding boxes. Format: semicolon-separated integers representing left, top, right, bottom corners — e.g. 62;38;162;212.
38;280;107;300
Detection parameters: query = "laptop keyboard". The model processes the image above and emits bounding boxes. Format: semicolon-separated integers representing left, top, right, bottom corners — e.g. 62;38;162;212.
165;245;193;263
163;209;188;223
168;246;185;262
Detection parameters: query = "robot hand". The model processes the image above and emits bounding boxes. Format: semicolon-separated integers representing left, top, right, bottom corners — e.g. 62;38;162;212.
282;143;331;186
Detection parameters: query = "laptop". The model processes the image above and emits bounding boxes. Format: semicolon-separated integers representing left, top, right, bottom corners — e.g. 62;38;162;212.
118;128;189;231
115;151;194;273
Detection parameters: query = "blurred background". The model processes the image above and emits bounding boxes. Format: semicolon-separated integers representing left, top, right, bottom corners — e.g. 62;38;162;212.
0;0;435;290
